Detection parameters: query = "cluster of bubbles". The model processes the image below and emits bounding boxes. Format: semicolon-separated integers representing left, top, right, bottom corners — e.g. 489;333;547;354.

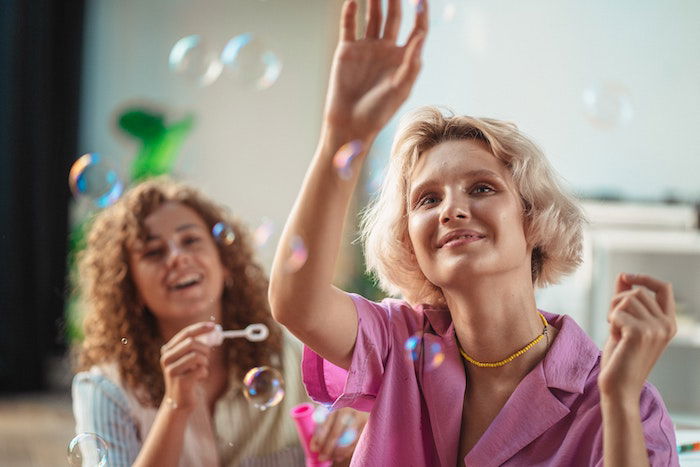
404;333;445;370
242;365;286;411
169;34;282;90
67;432;109;467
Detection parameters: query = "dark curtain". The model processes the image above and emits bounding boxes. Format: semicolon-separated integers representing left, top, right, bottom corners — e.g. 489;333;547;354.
0;0;85;391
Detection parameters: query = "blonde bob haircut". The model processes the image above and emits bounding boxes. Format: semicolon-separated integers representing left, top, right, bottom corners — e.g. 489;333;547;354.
360;106;585;306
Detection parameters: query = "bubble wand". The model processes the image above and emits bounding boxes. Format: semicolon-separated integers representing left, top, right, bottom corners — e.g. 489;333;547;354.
197;323;269;346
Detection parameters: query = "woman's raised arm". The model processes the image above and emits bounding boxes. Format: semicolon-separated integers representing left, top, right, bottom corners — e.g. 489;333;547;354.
269;0;428;369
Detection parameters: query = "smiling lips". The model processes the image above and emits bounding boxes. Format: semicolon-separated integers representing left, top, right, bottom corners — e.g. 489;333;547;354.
167;272;203;290
437;229;486;248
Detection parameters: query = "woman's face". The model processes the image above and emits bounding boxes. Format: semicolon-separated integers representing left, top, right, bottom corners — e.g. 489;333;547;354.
406;139;531;290
128;201;226;327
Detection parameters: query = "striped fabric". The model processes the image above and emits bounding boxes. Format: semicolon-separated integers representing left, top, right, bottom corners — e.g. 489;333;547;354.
72;334;309;466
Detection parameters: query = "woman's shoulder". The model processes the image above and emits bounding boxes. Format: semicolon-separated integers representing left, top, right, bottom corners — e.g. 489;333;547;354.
347;292;427;326
72;363;131;412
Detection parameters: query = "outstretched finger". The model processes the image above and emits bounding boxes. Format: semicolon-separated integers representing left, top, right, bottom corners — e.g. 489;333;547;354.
383;0;402;42
393;32;425;90
406;0;429;45
621;273;675;316
365;0;383;39
340;0;358;42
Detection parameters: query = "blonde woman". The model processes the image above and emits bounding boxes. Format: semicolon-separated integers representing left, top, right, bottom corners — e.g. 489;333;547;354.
72;178;366;466
269;0;678;465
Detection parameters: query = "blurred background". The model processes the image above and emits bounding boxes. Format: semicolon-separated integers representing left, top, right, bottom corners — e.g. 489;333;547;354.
0;0;698;464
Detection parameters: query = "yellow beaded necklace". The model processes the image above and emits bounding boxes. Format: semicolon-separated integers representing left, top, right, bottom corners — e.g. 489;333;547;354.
458;312;549;368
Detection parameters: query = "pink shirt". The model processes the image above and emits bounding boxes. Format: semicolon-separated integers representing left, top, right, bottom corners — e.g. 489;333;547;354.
302;294;679;466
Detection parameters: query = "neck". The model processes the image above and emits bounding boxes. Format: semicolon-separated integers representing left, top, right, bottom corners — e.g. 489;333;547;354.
444;270;548;384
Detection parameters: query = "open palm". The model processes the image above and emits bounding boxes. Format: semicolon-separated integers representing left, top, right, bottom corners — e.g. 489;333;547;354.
324;0;428;139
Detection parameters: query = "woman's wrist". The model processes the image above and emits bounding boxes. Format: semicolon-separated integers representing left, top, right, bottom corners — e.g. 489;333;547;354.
600;389;642;417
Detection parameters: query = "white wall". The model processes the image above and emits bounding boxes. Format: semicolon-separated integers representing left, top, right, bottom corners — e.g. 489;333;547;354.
378;0;700;202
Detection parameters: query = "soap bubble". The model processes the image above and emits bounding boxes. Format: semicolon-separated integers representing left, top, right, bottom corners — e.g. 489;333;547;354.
242;366;285;410
582;82;634;129
337;427;358;447
253;218;275;248
212;222;236;246
332;140;363;180
221;33;282;90
404;334;444;370
68;153;123;208
443;3;457;22
121;337;128;345
168;35;223;87
284;236;308;273
426;341;445;370
404;334;422;362
312;404;331;424
67;432;109;467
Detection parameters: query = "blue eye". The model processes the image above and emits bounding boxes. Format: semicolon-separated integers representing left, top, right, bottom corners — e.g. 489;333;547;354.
418;195;438;207
472;184;495;194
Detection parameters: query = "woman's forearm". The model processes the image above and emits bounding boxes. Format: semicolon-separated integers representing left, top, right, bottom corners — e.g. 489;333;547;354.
269;127;371;317
601;393;650;467
132;404;190;467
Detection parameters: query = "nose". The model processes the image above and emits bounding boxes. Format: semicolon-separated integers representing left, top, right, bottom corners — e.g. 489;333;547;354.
440;194;469;225
165;240;190;267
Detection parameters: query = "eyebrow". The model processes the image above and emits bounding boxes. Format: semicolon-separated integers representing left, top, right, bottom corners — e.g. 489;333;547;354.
409;169;504;201
145;223;202;241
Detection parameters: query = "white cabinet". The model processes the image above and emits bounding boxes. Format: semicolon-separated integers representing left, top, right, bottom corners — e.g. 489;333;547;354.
537;201;700;419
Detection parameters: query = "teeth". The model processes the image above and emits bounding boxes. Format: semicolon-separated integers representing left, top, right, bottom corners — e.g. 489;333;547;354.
171;273;201;289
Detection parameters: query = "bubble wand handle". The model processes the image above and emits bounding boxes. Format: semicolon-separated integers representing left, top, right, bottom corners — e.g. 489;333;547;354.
290;403;332;467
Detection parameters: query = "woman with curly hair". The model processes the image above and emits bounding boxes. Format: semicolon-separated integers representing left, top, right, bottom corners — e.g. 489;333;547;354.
72;177;366;466
270;1;678;465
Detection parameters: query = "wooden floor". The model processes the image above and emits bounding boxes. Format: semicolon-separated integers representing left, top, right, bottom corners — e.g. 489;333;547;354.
0;391;75;467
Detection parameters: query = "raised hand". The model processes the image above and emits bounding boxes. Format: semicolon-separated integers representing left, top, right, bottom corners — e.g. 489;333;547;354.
323;0;428;141
159;321;215;412
598;273;677;401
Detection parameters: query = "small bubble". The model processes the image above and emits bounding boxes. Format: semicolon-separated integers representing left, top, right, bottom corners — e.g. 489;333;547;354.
332;140;363;180
582;82;634;130
121;337;128;345
404;334;422;361
168;35;223;87
164;397;178;409
443;3;457;22
413;0;426;14
68;153;123;208
427;342;445;370
242;366;285;410
337;427;358;447
312;405;330;424
212;222;236;246
221;33;282;90
209;315;216;322
284;236;308;273
253;218;275;248
67;433;109;467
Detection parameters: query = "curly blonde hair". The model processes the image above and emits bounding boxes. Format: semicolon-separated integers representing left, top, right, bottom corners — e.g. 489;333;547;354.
74;177;283;407
361;107;585;306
